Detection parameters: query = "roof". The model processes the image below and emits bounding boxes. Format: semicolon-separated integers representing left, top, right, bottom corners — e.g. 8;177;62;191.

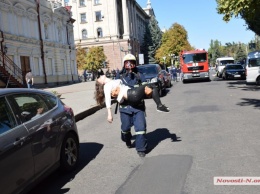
181;50;207;54
216;57;234;60
247;51;260;59
0;88;55;96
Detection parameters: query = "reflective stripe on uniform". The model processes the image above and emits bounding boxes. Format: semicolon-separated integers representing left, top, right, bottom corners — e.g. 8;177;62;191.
121;130;131;134
135;131;146;135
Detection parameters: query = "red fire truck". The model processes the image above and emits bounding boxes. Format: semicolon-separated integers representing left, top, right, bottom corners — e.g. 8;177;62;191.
179;49;210;83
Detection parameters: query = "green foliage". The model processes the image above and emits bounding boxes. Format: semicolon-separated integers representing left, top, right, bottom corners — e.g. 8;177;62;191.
84;47;107;71
208;39;249;65
235;46;247;61
141;16;162;64
155;23;192;65
76;44;87;70
216;0;260;36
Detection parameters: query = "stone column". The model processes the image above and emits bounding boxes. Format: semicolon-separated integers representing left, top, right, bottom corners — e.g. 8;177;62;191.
133;2;137;39
122;0;129;39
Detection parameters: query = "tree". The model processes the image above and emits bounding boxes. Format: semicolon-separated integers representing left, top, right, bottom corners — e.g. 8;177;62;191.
76;44;87;70
155;23;192;66
216;0;260;36
235;46;247;62
141;16;162;64
85;46;107;72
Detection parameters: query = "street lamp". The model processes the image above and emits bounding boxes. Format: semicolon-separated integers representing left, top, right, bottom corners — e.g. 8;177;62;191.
162;56;166;70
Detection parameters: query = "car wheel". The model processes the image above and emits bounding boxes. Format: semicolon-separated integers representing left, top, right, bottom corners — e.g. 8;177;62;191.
256;76;260;85
60;133;79;172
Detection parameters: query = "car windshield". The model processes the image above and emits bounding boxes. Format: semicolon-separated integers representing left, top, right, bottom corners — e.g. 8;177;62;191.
226;65;243;70
137;66;157;75
219;60;234;66
183;53;206;63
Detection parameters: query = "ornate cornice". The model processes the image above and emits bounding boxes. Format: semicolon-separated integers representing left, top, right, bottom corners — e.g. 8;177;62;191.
13;3;27;17
0;0;12;12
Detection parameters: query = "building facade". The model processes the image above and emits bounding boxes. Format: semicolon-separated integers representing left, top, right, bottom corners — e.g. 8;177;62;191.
0;0;77;87
67;0;154;71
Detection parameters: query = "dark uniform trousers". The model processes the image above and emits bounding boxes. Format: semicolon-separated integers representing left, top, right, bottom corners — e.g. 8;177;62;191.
119;104;147;152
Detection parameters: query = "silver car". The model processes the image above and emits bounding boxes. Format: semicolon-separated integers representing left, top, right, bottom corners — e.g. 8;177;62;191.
0;88;79;194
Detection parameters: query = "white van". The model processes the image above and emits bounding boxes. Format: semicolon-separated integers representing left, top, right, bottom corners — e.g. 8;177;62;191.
246;51;260;85
216;57;235;77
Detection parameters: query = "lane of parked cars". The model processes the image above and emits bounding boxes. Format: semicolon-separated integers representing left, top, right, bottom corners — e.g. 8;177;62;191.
136;64;172;96
0;89;79;194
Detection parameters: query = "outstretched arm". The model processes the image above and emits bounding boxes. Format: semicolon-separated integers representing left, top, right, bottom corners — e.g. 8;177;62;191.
107;108;113;123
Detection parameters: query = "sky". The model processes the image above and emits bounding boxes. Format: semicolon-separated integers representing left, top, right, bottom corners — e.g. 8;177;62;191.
137;0;255;50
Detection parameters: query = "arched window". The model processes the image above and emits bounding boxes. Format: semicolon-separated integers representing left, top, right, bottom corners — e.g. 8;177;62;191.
82;29;87;39
97;28;103;38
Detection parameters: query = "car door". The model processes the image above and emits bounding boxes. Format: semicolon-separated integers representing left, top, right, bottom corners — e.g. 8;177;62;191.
247;58;260;83
0;96;34;194
11;93;61;178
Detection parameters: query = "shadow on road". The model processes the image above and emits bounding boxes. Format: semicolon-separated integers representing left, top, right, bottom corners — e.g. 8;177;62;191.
28;142;103;194
225;81;260;91
145;128;181;154
237;98;260;109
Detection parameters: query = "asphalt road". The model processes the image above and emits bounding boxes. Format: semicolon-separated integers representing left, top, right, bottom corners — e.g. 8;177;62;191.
29;72;260;194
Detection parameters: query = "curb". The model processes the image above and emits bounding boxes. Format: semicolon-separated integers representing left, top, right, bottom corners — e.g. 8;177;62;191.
74;99;117;122
75;105;103;122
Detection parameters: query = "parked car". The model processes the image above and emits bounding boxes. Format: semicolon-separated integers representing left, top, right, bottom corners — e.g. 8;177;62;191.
222;64;246;80
216;57;235;78
0;88;80;194
137;64;166;96
160;70;172;88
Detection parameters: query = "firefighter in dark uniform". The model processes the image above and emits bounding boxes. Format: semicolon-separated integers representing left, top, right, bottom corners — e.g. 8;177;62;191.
118;54;147;157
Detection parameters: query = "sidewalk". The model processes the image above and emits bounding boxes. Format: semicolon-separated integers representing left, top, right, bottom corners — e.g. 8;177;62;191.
43;81;103;121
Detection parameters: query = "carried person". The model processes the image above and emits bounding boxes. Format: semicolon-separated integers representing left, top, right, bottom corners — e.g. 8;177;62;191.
95;74;169;122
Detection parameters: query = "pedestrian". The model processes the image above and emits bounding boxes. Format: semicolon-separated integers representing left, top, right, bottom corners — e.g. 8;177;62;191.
171;66;177;82
94;74;169;122
25;69;34;88
97;68;104;78
83;69;87;82
116;54;168;157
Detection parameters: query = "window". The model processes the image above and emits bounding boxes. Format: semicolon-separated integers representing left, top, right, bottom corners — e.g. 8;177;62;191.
82;29;87;39
97;28;103;38
41;95;57;109
95;11;102;21
47;58;53;75
80;13;86;23
61;59;66;75
94;0;101;5
249;58;260;67
79;0;85;6
13;94;50;122
34;57;40;76
0;97;17;134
